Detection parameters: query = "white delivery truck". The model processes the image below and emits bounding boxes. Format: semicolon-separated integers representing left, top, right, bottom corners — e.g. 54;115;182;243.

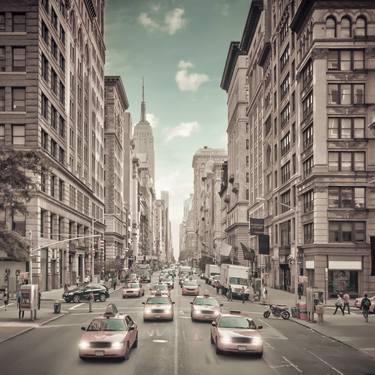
204;264;220;283
220;264;250;300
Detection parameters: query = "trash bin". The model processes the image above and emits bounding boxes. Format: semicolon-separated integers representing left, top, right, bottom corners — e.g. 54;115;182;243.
299;302;307;320
54;301;61;314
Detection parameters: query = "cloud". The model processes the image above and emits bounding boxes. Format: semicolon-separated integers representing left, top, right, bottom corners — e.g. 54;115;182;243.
178;60;194;69
165;121;200;142
137;7;186;35
175;61;209;91
221;3;230;16
138;12;160;31
164;8;187;35
146;113;159;128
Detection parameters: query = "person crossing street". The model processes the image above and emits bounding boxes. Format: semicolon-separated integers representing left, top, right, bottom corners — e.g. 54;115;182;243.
361;294;371;323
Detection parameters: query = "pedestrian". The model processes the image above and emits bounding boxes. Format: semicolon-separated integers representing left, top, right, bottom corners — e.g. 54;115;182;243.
64;284;69;293
227;285;232;301
298;283;303;300
3;289;9;311
241;286;246;304
17;291;24;319
38;290;41;310
343;292;350;314
216;283;220;295
333;294;344;315
360;294;371;323
16;289;21;310
113;278;117;291
263;286;268;303
88;291;94;313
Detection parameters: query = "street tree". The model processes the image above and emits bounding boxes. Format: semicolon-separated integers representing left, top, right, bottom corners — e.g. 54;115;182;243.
0;146;44;260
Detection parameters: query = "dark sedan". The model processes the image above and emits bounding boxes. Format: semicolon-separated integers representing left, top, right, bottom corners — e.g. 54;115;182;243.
63;285;110;303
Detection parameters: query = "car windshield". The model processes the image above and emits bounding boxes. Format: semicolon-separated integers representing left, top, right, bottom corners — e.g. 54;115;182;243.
126;283;140;288
229;277;248;286
194;297;218;306
146;297;170;305
154;284;168;291
218;316;256;329
87;319;126;331
185;282;198;287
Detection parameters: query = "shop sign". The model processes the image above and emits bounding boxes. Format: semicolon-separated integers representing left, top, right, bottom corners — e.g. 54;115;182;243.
328;260;361;270
305;260;315;269
249;218;264;235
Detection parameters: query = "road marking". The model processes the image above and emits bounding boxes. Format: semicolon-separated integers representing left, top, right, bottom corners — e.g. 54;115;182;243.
153;339;168;343
264;341;275;350
282;356;303;373
308;351;344;375
0;303;15;309
174;307;178;375
69;303;84;311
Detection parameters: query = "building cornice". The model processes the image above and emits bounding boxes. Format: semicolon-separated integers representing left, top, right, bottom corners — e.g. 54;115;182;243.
220;41;245;92
105;76;129;110
239;0;263;53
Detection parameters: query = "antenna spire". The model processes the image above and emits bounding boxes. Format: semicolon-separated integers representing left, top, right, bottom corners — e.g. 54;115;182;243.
141;77;146;122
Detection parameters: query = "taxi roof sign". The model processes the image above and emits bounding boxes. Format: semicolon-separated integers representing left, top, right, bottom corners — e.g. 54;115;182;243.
103;303;119;318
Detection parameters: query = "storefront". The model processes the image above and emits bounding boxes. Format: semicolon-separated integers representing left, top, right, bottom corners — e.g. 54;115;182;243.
328;260;360;298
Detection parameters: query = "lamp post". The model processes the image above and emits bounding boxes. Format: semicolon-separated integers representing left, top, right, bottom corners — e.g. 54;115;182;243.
256;197;300;304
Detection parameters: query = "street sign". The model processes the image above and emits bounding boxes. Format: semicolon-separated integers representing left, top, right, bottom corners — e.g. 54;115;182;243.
249;218;264;235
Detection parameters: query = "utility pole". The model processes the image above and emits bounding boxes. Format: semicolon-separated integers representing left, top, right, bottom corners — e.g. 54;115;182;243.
28;230;32;284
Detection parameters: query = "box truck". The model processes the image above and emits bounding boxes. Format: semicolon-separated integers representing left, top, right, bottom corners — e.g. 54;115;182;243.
220;264;250;300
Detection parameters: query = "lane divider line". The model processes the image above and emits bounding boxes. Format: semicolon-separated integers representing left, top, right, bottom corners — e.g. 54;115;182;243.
282;356;303;373
307;350;345;375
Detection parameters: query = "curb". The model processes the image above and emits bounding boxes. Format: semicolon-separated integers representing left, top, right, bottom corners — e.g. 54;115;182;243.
0;312;66;345
289;317;375;359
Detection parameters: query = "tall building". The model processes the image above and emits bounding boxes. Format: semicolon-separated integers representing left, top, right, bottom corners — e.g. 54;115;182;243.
0;0;106;291
221;41;251;263
230;0;375;297
104;76;129;271
161;191;171;261
192;147;227;262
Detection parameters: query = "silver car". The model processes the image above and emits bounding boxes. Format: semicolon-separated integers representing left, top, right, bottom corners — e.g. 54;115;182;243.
191;295;222;322
143;296;175;321
122;282;145;298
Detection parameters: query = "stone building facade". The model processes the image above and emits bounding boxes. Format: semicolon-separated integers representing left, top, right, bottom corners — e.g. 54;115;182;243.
0;0;106;291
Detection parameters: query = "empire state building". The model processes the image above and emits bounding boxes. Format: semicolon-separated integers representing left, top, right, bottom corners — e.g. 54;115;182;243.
133;80;155;184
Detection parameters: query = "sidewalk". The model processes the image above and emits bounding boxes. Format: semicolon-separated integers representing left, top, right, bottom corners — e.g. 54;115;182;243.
265;287;375;359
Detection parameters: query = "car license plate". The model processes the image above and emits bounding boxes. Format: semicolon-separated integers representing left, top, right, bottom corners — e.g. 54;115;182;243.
95;351;104;357
238;346;247;351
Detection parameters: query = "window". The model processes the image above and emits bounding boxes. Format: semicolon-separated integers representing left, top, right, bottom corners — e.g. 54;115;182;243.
280;221;291;247
59;179;64;201
42;21;49;44
51;139;57;158
355;17;367;37
329;221;365;242
0;88;4;111
246;172;249;183
292;154;296;174
291;123;296;144
281;104;290;128
51;68;57;94
12;87;25;111
328;151;365;171
328;117;365;139
12;13;26;32
246;155;249;167
12;210;26;236
0;47;5;72
326;17;336;38
274;144;277;162
304;223;314;244
340;17;352;38
59;116;65;137
60;26;65;44
246;139;249;150
42;54;48;81
281;132;290;156
328;187;365;208
12;47;26;71
41;129;48;149
303;156;313;177
40;169;46;192
42;0;49;13
59;82;65;104
59;146;65;164
51;38;57;59
280;45;289;71
328;49;365;71
280;190;291;213
328;84;365;105
41;93;48;118
303;190;313;212
302;92;313;119
0;13;5;32
50;174;56;197
281;162;290;184
303;124;313;150
51;8;58;29
51;105;57;129
301;60;312;90
59;53;65;72
12;125;25;145
0;124;4;143
280;74;289;99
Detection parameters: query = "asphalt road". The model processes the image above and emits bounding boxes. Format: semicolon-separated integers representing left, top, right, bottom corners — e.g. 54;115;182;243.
0;273;374;375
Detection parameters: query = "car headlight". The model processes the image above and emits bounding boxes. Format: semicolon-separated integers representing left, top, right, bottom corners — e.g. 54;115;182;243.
144;308;152;313
79;341;90;349
112;342;124;349
218;334;232;344
252;337;263;345
165;306;172;312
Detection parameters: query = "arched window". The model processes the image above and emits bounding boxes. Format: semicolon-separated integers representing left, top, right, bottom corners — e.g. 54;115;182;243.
355;16;367;37
326;17;336;38
340;17;352;38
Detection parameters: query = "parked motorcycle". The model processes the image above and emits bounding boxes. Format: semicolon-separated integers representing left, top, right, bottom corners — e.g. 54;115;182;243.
263;304;290;320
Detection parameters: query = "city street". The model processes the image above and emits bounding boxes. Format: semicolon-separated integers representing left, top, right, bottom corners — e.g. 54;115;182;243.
0;274;374;375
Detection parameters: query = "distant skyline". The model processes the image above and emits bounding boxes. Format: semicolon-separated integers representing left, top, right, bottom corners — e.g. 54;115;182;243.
105;0;250;257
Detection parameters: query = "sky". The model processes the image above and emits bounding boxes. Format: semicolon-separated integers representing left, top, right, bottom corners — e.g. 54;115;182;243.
105;0;250;258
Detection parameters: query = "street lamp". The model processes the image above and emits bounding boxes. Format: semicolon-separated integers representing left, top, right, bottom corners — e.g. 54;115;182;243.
256;197;300;304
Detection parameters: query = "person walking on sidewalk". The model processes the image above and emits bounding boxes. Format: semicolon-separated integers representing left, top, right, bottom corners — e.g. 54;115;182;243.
241;286;246;304
343;292;350;314
3;289;9;311
113;277;117;291
227;285;232;301
333;294;344;315
88;291;94;313
298;283;303;300
361;294;371;323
